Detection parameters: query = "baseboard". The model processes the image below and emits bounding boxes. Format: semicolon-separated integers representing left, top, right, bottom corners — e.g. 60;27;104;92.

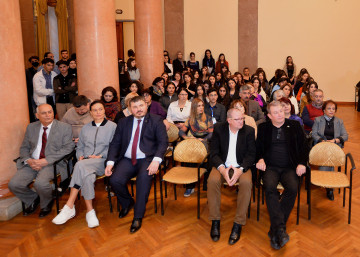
337;102;355;106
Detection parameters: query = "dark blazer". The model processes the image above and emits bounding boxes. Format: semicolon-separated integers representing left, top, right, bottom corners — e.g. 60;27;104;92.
209;122;256;172
204;102;226;123
17;119;74;169
173;59;186;76
256;119;309;169
107;113;168;164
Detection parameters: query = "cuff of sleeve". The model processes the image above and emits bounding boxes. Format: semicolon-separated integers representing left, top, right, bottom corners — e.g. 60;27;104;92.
217;164;225;170
153;157;162;164
107;161;115;166
24;158;30;165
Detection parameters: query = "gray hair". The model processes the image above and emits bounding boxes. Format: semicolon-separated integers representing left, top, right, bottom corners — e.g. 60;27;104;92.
227;108;242;119
239;84;250;93
273;90;285;100
36;103;52;113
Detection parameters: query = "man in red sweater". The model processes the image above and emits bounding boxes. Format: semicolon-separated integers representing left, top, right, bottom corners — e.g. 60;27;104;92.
302;89;324;133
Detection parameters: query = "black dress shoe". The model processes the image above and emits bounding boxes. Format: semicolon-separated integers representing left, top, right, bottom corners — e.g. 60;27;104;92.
130;218;142;233
228;222;242;245
23;196;40;216
277;228;289;248
119;198;135;218
210;220;220;242
326;189;334;201
268;230;280;250
39;200;54;218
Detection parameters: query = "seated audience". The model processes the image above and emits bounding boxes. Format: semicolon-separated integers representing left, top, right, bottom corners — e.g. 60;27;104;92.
52;101;116;228
172;72;183;89
118;61;131;97
239;85;266;125
272;89;286;101
179;98;214;197
166;88;191;129
161;72;171;86
271;77;289;96
159;82;178;111
179;72;196;98
281;83;299;115
250;77;266;111
228;78;239;101
33;58;57;111
294;68;310;96
195;84;207;103
54;60;78;120
164;55;173;76
150;77;166;102
256;101;308;250
278;97;303;126
143;89;167;119
9;104;74;218
257;70;270;98
173;51;186;77
312;100;348;200
101;86;121;122
300;81;318;115
208;108;255;245
217;85;231;110
243;67;251;83
302;89;324;133
106;96;168;233
127;58;140;81
121;81;143;109
283;56;297;84
204;88;226;124
200;66;210;83
62;95;93;141
114;92;139;124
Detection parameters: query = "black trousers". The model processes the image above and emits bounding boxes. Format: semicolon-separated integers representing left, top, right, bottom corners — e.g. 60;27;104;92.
262;166;298;232
110;158;153;219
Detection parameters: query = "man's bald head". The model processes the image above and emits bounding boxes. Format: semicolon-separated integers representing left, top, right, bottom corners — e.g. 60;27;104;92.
35;104;54;126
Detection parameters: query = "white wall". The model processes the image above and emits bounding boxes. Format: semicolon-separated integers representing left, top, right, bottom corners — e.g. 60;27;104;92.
258;0;360;102
184;0;239;73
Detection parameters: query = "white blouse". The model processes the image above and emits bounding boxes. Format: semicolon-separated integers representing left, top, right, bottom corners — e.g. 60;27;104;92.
166;100;191;123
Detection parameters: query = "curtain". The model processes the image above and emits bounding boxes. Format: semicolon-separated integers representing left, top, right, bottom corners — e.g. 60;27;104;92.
55;0;69;56
36;0;48;60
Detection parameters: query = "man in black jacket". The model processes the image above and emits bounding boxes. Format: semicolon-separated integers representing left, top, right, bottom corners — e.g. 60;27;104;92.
256;101;308;250
208;108;256;245
105;96;168;233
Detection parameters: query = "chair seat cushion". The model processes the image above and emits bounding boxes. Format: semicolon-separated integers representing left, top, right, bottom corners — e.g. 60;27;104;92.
311;170;350;188
163;167;206;184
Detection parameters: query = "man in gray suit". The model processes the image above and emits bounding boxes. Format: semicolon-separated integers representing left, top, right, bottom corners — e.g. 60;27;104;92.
9;104;74;218
239;85;266;125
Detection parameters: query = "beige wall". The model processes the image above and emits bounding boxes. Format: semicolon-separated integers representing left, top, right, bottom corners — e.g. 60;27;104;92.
258;0;360;102
123;22;135;57
115;0;134;20
184;0;239;73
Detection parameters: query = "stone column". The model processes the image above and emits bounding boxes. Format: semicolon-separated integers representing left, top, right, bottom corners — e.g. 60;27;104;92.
0;1;29;192
134;0;164;88
73;0;119;100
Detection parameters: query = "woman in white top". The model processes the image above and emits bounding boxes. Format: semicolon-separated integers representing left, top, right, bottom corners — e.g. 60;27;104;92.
166;87;191;129
282;83;299;115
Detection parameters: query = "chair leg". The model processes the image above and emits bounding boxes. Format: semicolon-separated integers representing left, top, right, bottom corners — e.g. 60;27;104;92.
257;183;260;221
343;187;346;207
262;186;265;205
349;186;352;224
53;165;60;214
130;181;134;197
296;177;301;225
160;178;164;216
247;202;251;219
117;198;120;212
338;167;341;194
174;184;177;200
106;178;113;213
153;175;157;214
308;182;311;220
22;202;25;215
197;180;200;219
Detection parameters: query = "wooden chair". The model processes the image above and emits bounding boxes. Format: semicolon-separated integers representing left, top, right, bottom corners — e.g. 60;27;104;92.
308;142;356;224
160;139;208;219
14;150;76;214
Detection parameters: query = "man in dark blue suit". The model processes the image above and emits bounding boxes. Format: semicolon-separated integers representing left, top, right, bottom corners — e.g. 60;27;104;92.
105;96;168;233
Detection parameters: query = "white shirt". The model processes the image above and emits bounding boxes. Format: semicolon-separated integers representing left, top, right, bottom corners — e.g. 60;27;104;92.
32;122;53;160
107;117;162;166
166;100;191;124
224;127;240;168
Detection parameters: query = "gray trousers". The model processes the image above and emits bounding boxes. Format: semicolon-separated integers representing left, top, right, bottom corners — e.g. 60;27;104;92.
69;158;105;200
8;165;55;208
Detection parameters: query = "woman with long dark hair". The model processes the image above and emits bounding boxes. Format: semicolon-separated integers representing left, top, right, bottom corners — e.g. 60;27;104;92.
179;72;196;97
126;58;140;81
118;61;131;97
149;77;166;102
300;81;318;115
217;85;231;110
202;49;215;74
215;53;229;73
187;52;200;72
101;86;121;121
283;56;297;84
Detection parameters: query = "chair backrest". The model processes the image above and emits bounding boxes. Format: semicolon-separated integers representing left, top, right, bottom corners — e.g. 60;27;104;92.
309;142;345;167
167;123;179;143
173;138;207;163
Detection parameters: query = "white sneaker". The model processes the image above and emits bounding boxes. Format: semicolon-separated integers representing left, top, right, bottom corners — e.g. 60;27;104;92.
52;205;76;225
86;209;99;228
